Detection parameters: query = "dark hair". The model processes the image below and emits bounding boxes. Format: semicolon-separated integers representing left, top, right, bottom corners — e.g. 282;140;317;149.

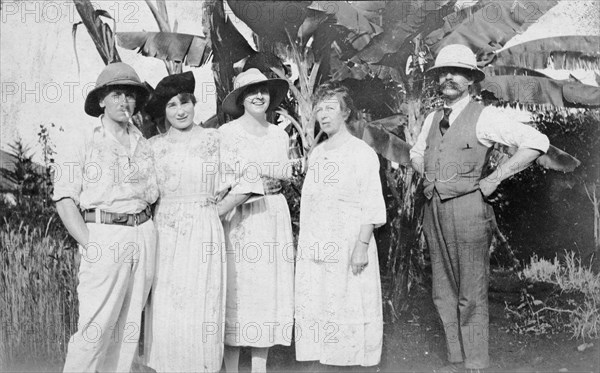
171;92;197;106
312;82;357;122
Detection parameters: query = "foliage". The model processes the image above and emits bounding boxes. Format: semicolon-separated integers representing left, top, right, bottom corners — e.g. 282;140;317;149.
0;138;44;202
72;0;121;69
493;109;600;260
0;196;78;367
505;252;600;340
37;123;62;204
116;32;212;68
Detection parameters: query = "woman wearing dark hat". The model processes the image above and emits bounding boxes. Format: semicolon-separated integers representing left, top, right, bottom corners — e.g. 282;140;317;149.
53;62;159;372
142;71;227;372
217;68;298;373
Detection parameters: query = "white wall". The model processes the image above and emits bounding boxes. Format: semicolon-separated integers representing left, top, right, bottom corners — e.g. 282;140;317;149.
1;0;218;162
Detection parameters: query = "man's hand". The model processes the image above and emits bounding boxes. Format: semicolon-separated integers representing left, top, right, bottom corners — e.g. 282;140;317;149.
479;177;500;198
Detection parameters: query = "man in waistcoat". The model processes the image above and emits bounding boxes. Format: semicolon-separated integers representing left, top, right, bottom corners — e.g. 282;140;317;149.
410;44;549;372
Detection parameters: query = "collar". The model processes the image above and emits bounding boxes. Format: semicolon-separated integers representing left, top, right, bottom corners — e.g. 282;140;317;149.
95;114;143;141
444;94;471;114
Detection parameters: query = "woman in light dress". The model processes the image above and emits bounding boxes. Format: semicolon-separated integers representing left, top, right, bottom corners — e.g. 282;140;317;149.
143;72;227;372
294;83;386;368
217;68;299;373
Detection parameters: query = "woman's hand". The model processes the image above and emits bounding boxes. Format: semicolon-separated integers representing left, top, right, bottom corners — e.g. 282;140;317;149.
213;183;237;204
350;240;369;275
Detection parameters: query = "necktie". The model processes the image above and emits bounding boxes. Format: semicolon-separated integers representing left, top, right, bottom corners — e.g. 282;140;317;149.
439;107;452;136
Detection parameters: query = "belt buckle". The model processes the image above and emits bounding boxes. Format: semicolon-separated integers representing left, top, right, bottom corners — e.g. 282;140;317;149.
111;214;129;225
134;213;139;226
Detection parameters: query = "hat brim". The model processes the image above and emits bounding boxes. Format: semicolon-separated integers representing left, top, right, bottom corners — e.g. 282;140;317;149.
222;79;289;118
426;63;486;83
84;81;150;117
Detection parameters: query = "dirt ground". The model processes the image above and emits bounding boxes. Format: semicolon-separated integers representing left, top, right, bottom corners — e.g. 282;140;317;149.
6;275;599;373
264;278;600;373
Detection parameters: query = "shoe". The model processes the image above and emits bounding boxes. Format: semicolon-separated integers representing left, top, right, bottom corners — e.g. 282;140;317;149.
434;362;464;373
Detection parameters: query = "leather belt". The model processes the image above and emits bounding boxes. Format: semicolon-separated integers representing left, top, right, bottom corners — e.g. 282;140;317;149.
81;206;152;226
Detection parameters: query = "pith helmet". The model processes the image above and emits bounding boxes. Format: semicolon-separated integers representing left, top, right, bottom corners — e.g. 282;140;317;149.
84;62;150;117
427;44;486;82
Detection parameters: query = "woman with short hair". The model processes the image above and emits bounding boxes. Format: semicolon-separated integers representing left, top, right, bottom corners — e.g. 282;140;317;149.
294;82;386;369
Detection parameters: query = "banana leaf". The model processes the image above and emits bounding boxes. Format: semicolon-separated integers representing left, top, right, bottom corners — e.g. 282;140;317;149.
349;115;411;166
480;75;600;108
73;0;121;65
116;32;211;67
227;1;312;42
354;0;456;65
494;36;600;70
425;0;559;66
308;1;384;36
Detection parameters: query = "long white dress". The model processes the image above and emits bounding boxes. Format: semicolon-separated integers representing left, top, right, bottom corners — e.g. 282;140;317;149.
219;119;295;347
145;126;226;372
294;136;386;366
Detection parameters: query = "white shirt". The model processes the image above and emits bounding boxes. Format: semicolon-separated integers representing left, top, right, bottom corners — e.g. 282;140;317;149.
409;95;550;159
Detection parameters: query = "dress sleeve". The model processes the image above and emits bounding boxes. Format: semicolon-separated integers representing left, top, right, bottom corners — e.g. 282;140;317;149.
218;123;265;196
51;129;85;205
358;144;387;227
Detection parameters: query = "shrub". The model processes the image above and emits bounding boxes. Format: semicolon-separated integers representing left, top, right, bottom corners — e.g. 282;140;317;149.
509;252;600;341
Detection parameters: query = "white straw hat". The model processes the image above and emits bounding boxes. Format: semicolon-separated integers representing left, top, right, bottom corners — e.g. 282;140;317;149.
222;68;289;118
427;44;486;82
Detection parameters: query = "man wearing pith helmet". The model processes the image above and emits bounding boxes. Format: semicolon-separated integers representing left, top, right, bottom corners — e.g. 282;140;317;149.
52;62;159;372
410;44;549;372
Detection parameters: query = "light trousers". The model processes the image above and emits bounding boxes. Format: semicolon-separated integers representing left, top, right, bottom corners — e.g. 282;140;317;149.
63;220;156;373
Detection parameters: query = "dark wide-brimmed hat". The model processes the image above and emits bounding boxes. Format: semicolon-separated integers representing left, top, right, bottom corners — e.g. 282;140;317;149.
144;71;196;119
427;44;486;83
222;68;289;118
84;62;150;117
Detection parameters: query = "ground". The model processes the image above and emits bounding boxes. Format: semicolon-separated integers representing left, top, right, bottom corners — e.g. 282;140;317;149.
6;272;599;373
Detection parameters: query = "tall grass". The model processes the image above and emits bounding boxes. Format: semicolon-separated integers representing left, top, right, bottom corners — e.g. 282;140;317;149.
0;198;79;368
521;251;600;340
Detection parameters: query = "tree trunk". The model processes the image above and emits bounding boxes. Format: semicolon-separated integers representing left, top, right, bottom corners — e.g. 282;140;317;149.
203;0;234;126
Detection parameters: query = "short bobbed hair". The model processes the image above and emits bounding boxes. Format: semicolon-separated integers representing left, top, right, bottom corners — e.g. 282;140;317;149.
312;82;357;123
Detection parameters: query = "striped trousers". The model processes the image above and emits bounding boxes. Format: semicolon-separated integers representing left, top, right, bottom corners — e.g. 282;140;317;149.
423;189;493;370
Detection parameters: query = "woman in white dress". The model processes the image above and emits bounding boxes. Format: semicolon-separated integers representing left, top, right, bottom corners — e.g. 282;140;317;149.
217;68;299;373
143;72;227;372
294;83;386;368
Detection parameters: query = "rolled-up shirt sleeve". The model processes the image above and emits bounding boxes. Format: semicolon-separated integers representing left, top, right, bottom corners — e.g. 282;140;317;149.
478;107;550;153
51;131;84;205
409;112;435;160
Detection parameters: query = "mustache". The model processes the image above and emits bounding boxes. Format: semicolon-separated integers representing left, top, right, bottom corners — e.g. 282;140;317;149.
441;81;460;90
